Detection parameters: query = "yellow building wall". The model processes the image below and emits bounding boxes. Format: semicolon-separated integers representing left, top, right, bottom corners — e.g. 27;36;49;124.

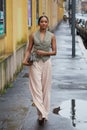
51;0;58;28
0;0;13;55
41;0;64;30
21;0;28;41
5;0;13;53
58;0;64;22
0;0;28;56
0;38;5;56
39;0;43;16
12;0;28;50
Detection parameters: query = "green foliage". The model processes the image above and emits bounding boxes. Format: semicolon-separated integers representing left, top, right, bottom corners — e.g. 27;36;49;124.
0;82;13;95
6;83;13;88
0;88;7;95
0;56;5;62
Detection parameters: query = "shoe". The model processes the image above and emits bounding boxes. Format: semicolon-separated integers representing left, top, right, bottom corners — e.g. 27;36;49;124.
38;118;45;126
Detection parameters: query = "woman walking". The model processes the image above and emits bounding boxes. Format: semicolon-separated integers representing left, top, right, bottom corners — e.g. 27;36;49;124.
23;15;57;125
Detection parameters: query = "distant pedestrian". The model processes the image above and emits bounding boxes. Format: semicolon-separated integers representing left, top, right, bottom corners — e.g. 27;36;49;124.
23;15;57;125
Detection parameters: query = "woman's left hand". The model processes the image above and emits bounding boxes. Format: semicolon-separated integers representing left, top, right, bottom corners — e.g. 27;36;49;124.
36;50;45;56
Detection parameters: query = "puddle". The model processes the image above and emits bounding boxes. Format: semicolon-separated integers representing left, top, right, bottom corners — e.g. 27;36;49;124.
53;99;87;130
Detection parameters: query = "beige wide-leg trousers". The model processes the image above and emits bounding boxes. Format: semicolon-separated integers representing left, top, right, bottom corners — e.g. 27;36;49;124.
29;58;52;120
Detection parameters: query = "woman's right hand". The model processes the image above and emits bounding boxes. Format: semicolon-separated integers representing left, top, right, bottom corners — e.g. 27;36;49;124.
23;59;29;66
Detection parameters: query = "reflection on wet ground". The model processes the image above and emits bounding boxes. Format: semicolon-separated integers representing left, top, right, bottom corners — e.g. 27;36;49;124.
53;99;87;130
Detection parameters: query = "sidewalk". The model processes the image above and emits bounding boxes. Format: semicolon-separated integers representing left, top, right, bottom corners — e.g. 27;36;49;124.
0;21;87;130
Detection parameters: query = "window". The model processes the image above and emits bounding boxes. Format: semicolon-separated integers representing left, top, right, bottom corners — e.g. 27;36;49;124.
36;0;39;25
0;0;6;36
28;0;32;27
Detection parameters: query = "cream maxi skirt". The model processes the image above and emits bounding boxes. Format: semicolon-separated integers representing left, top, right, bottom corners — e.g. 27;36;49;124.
29;58;52;120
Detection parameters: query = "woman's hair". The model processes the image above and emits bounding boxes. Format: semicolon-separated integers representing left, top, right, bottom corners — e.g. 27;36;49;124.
38;15;49;25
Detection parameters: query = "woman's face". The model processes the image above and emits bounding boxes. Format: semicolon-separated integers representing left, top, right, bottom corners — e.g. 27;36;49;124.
39;17;48;30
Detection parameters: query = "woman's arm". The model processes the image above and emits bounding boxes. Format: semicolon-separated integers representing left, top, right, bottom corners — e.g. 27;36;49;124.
36;34;57;56
23;33;34;65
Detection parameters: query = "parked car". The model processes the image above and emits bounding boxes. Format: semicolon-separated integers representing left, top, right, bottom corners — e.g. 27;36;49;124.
75;14;87;48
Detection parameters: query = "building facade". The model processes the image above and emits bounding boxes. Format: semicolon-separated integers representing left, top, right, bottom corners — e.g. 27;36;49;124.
76;0;82;13
0;0;64;92
81;1;87;13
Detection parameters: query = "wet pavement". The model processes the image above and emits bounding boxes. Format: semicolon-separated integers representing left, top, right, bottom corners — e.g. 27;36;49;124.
0;21;87;130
